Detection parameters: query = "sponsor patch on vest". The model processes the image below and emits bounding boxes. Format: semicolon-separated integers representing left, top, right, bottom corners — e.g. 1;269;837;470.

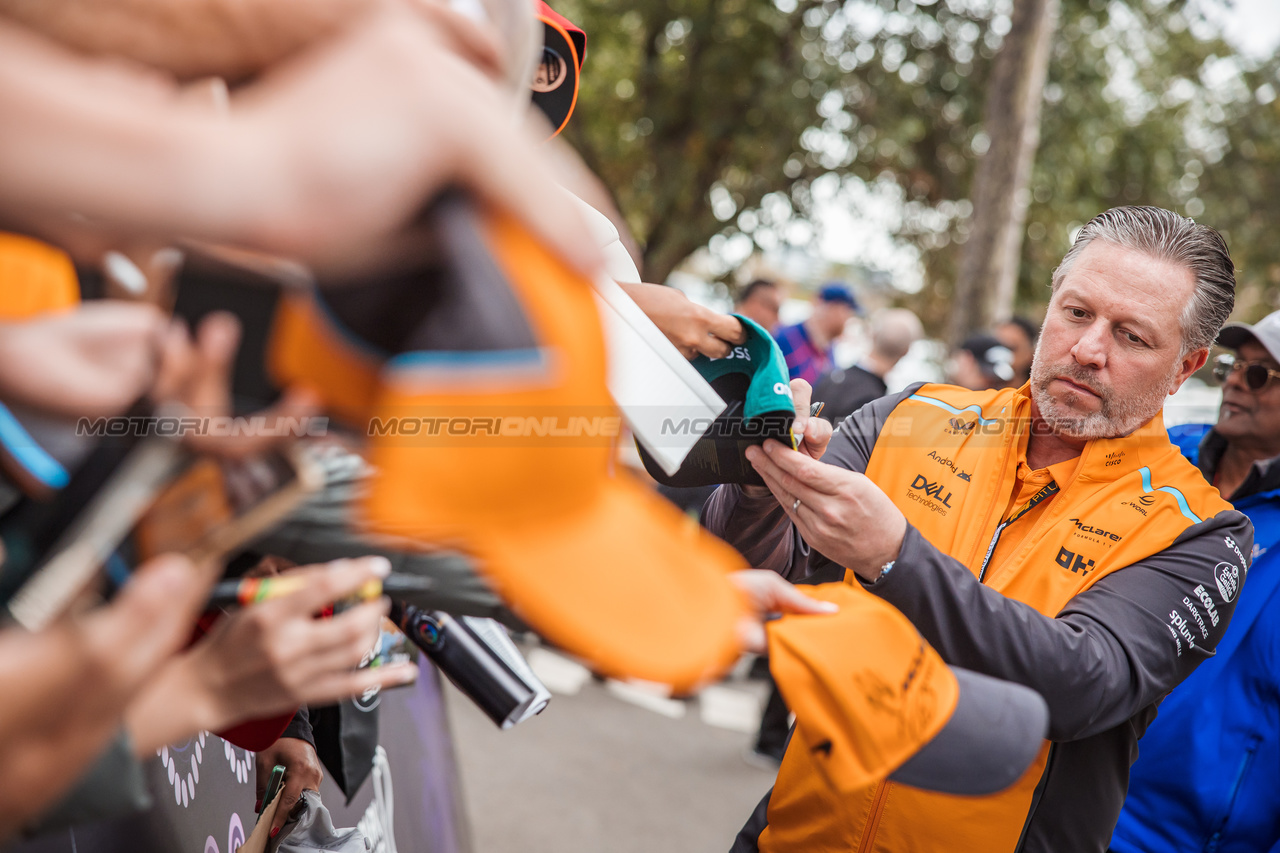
945;417;977;435
925;450;971;483
908;474;953;514
1104;450;1125;467
1068;517;1122;544
1215;561;1241;603
1121;494;1155;516
1054;546;1095;576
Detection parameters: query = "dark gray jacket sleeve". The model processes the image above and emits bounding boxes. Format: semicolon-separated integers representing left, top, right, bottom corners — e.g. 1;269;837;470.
700;385;922;579
869;511;1254;741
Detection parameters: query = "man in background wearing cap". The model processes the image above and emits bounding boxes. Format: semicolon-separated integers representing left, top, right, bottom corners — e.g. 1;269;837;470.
772;283;859;385
997;315;1040;386
708;206;1253;852
1111;309;1280;853
948;333;1018;390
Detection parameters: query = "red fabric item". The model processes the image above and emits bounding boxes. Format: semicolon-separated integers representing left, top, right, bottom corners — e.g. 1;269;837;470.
189;611;297;752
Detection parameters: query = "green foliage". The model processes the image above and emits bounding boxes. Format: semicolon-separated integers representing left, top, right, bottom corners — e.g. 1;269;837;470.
558;0;1280;324
1022;0;1280;322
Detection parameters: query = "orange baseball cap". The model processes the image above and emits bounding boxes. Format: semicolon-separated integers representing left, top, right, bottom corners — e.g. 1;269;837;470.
267;290;381;427
768;583;1048;795
277;195;749;690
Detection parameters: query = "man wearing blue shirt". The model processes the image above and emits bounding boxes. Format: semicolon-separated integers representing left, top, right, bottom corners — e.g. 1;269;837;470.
773;282;858;384
1112;309;1280;853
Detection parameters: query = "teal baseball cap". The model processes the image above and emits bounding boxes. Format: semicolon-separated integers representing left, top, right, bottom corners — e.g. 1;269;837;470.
639;315;796;486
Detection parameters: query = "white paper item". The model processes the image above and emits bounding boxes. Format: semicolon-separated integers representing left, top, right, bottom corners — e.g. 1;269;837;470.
592;277;725;476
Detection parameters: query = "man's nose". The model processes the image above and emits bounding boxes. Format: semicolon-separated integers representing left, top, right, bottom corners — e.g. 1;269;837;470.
1070;322;1108;369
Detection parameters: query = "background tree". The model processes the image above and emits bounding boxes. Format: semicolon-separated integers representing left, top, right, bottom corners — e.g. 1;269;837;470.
948;0;1058;343
559;0;1280;326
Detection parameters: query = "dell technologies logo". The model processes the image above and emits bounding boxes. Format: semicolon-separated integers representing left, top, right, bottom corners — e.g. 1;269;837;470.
908;474;954;514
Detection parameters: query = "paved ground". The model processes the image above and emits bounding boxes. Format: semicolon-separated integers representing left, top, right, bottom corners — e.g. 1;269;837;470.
444;647;780;853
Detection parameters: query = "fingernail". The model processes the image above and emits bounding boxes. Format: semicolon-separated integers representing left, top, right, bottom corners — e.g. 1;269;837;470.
819;602;839;613
399;664;419;684
102;250;148;295
254;799;262;813
368;556;392;578
744;446;759;461
270;827;280;839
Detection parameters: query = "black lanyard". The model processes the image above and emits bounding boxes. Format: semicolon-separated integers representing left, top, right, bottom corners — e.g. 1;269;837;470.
978;482;1060;583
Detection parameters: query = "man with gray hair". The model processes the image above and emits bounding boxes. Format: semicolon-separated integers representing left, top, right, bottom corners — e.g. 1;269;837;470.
708;206;1254;852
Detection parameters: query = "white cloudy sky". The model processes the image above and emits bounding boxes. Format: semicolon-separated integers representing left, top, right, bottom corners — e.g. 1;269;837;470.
1210;0;1280;58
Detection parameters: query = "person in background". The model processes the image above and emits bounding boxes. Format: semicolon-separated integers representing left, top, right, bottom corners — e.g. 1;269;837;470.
733;278;783;333
997;315;1040;386
813;308;923;425
1110;309;1280;853
948;333;1017;390
772;282;859;384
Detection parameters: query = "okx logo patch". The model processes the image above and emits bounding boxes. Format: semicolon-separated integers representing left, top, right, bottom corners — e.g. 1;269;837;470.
1055;546;1095;576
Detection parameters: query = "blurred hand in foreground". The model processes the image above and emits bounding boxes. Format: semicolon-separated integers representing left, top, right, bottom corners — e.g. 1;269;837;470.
620;282;747;360
125;556;417;753
731;569;838;653
0;553;209;839
0;301;169;419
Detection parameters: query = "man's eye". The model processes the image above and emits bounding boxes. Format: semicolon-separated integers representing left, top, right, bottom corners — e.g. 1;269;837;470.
1068;307;1088;319
1123;331;1146;346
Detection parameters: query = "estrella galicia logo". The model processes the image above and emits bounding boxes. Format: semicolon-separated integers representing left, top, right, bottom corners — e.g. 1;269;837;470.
1215;561;1241;603
946;417;977;435
908;474;953;512
1055;546;1095;576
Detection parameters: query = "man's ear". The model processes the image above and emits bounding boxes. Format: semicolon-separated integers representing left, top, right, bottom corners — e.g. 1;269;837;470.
1170;346;1209;394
